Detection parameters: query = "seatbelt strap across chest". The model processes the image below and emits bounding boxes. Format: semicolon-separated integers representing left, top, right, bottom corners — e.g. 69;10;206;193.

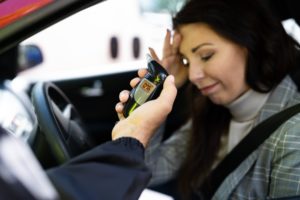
201;103;300;199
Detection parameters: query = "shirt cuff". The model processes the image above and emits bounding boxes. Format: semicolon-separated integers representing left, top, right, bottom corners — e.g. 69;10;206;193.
111;137;145;152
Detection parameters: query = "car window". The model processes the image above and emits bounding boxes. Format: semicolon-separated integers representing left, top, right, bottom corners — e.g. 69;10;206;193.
139;0;185;15
16;0;172;83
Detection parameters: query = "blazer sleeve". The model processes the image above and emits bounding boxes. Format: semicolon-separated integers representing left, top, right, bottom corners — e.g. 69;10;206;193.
46;137;151;200
145;120;191;186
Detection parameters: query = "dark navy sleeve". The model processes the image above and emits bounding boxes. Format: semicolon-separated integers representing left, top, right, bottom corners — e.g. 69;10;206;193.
47;137;151;200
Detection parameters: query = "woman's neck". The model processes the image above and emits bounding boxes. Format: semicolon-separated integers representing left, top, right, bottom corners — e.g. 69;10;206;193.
225;89;270;122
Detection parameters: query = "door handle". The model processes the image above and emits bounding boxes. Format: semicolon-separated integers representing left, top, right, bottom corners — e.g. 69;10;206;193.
80;80;104;97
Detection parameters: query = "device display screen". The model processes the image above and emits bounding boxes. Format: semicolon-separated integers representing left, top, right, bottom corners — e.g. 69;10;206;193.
133;79;156;105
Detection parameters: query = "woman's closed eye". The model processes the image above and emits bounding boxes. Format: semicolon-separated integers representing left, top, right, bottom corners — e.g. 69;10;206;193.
181;52;214;67
201;53;214;62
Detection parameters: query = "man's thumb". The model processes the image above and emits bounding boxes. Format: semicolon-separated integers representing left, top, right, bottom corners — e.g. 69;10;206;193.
158;75;177;107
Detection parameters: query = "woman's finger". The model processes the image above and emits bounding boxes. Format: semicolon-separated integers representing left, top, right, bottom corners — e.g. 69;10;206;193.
148;47;160;61
172;33;181;54
162;29;172;57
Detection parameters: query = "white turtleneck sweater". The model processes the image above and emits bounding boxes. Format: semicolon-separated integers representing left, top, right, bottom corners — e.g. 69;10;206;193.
213;89;270;169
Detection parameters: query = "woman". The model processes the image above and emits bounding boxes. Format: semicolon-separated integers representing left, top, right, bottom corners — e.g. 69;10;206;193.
117;0;300;199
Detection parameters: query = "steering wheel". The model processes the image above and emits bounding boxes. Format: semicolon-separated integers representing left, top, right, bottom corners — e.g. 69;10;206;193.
31;82;95;164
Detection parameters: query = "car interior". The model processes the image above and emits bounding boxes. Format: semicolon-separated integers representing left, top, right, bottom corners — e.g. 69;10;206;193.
0;0;191;170
0;0;300;198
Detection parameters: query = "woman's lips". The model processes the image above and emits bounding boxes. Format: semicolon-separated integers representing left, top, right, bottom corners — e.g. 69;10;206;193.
200;82;219;95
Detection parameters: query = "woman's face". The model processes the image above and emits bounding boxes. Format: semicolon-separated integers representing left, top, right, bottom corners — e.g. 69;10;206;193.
179;23;249;105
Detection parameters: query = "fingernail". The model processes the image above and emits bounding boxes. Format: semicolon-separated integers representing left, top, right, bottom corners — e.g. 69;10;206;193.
119;91;125;99
116;103;123;111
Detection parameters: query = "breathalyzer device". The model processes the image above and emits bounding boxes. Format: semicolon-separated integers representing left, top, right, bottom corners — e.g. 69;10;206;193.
123;54;168;117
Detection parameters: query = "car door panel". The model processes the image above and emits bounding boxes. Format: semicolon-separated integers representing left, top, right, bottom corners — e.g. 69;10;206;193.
52;70;136;143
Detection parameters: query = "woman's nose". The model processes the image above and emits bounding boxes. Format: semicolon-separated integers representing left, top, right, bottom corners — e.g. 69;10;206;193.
189;64;205;83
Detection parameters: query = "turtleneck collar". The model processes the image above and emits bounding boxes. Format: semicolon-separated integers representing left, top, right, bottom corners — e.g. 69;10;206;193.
225;89;270;122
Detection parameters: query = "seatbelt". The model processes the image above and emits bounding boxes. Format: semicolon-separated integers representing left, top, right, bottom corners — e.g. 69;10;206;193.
200;103;300;199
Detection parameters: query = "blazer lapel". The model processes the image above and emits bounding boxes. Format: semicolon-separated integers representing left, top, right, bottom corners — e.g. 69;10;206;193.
212;76;297;199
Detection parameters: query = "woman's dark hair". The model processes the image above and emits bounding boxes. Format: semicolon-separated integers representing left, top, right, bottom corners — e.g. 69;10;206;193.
173;0;300;198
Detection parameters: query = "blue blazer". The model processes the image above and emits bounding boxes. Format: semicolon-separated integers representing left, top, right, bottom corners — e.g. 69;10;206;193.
48;138;151;200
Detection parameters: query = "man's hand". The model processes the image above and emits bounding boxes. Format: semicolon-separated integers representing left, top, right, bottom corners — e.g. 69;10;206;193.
112;75;177;147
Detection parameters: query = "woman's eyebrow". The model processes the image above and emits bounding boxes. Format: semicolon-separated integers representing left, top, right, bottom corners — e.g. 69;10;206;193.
191;43;213;53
